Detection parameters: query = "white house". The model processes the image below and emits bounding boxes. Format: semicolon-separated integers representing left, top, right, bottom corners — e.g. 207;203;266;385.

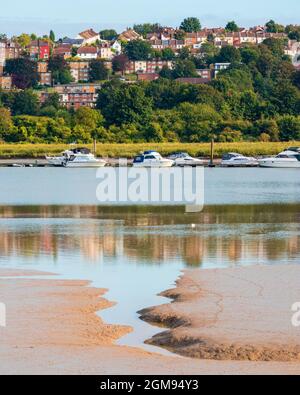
77;29;100;46
77;46;98;60
111;40;122;55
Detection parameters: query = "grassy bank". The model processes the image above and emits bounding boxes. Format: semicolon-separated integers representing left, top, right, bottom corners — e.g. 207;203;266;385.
0;142;298;159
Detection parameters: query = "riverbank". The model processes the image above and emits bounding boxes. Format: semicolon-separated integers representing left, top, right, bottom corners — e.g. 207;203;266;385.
0;141;298;160
140;265;300;362
1;268;300;374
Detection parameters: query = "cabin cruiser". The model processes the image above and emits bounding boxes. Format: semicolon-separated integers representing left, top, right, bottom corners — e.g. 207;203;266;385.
46;148;107;168
167;152;204;167
133;151;174;168
221;153;258;167
259;147;300;168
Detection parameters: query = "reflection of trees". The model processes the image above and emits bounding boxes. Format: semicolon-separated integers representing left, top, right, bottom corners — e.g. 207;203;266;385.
0;205;299;267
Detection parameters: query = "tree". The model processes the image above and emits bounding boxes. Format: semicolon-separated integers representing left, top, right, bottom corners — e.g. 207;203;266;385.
112;54;129;74
74;107;104;132
48;55;73;84
277;115;300;140
217;46;241;63
293;70;300;89
89;59;109;81
96;82;153;126
16;33;31;48
161;48;175;61
133;24;161;38
12;90;40;116
225;21;239;32
124;40;153;60
49;30;55;42
100;29;118;41
172;59;197;79
180;17;201;33
5;58;39;89
0;34;7;40
0;108;13;136
265;20;284;33
42;93;60;110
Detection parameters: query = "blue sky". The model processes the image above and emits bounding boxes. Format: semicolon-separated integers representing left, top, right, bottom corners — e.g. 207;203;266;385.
1;0;299;37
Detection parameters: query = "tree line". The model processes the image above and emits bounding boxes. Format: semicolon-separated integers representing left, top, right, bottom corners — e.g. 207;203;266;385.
0;38;300;144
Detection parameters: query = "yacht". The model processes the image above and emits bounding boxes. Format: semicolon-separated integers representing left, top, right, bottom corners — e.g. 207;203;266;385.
46;148;107;168
168;152;204;167
221;153;259;167
259;147;300;168
133;151;174;168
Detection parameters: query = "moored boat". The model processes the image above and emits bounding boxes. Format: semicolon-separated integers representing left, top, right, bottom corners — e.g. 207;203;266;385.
46;148;107;168
133;151;174;168
221;153;258;167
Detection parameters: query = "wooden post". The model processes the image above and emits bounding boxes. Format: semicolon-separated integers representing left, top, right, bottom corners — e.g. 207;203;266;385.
93;139;97;156
209;138;215;167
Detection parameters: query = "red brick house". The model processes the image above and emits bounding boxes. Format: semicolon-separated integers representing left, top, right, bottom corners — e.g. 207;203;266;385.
29;40;50;60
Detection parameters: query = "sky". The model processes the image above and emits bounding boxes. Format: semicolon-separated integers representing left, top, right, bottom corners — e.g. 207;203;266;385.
0;0;299;37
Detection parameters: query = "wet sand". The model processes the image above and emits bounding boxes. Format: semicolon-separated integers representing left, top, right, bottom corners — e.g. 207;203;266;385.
1;268;300;375
140;265;300;362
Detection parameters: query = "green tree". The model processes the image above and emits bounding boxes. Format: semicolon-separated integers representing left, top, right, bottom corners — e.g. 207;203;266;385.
96;82;153;126
48;56;73;84
16;33;31;47
161;48;175;61
49;30;56;42
265;20;284;33
0;108;14;138
100;29;118;40
180;17;201;33
124;40;153;60
172;59;197;79
225;21;239;32
277;115;300;140
89;59;109;81
74;107;104;132
5;58;39;89
41;93;61;110
133;24;161;38
12;90;40;116
217;46;241;63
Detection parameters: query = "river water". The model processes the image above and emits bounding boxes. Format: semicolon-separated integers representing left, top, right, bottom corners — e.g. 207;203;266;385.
0;167;299;353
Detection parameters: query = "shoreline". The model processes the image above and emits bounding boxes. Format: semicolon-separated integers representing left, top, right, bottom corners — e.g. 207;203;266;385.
140;265;300;362
1;267;300;374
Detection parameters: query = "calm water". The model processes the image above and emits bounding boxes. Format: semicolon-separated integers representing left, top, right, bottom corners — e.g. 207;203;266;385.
0;167;299;353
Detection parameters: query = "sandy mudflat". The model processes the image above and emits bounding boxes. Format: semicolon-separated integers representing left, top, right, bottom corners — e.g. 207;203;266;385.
140;265;300;363
1;268;300;375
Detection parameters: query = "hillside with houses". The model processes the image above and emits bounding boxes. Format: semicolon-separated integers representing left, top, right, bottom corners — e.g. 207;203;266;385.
0;18;300;144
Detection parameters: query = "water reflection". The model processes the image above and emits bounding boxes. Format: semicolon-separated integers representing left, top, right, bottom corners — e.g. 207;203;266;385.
0;204;299;268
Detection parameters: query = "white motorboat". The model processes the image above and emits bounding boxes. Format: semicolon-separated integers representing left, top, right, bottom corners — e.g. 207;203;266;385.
133;151;174;168
221;153;258;167
46;148;107;168
259;147;300;168
168;152;204;167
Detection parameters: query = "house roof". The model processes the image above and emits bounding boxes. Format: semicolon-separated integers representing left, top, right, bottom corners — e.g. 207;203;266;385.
77;46;97;54
62;38;84;45
78;29;99;40
118;29;142;41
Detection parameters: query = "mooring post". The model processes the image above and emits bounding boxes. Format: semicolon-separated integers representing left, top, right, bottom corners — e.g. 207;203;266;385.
93;139;97;156
209;138;215;167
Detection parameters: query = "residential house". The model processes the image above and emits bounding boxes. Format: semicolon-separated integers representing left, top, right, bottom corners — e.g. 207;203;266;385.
47;83;102;109
37;62;52;86
196;68;212;82
0;42;6;75
0;75;12;90
98;43;113;60
5;40;21;60
53;45;72;59
68;61;90;82
77;29;100;45
29;40;50;60
118;29;142;42
77;46;98;60
285;40;300;66
214;62;231;76
111;40;122;55
126;60;173;74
